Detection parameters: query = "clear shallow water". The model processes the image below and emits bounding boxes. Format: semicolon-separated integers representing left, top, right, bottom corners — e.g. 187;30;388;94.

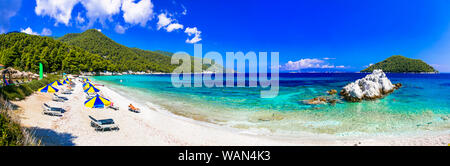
92;73;450;136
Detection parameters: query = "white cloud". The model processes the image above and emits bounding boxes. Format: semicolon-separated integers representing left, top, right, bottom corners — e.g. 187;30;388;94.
114;24;127;34
431;64;440;68
181;4;187;15
323;57;336;60
0;0;22;33
35;0;79;26
96;29;102;32
80;0;122;27
122;0;154;26
20;27;53;36
76;12;85;24
185;27;202;44
283;59;324;70
41;28;52;36
321;65;335;68
281;59;348;70
363;63;374;68
166;23;183;32
20;27;39;35
156;13;184;32
157;13;172;30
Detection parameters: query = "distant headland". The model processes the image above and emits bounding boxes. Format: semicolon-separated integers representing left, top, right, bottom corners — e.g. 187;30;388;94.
361;55;438;73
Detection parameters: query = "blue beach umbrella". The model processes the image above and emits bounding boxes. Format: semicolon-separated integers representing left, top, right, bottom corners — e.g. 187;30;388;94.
84;86;100;93
50;80;63;86
38;84;59;93
84;94;111;108
83;82;94;90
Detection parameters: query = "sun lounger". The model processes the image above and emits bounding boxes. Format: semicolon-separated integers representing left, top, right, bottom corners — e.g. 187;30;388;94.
85;93;96;99
52;95;65;102
61;89;72;94
53;94;68;102
88;115;119;131
42;103;64;116
108;105;119;111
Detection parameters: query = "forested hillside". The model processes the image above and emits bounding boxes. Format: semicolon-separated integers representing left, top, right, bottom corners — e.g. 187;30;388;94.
0;32;109;73
361;55;438;73
58;29;177;72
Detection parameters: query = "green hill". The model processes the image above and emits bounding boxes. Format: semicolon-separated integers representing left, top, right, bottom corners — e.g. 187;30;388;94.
58;29;177;72
361;55;438;73
0;32;109;73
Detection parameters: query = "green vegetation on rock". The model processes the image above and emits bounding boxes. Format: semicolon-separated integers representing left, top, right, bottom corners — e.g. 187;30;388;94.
361;55;438;73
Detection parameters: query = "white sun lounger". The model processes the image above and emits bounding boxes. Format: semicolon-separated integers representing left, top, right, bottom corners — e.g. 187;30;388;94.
108;105;119;111
88;115;119;131
52;95;65;102
85;93;97;99
61;89;72;94
42;103;64;116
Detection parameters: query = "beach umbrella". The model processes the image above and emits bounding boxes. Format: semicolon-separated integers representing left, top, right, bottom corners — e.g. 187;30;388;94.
84;78;90;82
38;84;59;93
50;80;63;86
61;79;69;84
84;94;111;108
84;86;100;93
83;82;94;90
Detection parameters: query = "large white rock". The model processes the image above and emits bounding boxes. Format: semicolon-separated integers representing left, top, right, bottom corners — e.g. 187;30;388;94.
341;69;397;101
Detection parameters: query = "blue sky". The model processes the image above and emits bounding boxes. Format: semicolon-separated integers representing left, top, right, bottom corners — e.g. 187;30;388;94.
1;0;450;72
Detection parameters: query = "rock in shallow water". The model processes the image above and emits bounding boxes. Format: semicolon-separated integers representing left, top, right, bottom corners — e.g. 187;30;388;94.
340;69;401;102
302;96;341;105
327;89;338;95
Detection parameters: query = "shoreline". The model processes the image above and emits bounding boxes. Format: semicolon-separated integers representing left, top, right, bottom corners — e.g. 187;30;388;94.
10;77;450;146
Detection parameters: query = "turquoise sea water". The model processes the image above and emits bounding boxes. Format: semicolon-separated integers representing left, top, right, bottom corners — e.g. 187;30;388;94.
92;73;450;136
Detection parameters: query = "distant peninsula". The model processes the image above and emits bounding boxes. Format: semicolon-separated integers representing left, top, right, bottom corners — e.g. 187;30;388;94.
361;55;438;73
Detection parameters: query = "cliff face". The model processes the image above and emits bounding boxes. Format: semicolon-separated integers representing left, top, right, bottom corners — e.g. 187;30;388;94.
361;55;438;73
340;69;402;102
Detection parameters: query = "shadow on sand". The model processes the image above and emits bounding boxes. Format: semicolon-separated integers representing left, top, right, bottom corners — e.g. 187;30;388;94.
26;127;77;146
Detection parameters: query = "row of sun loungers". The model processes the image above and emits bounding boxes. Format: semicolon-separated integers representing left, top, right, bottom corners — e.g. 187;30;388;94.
42;79;122;132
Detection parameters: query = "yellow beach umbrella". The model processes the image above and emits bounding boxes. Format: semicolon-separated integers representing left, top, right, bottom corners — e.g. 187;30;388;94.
61;79;69;84
38;84;59;93
50;80;63;86
84;86;100;93
83;82;94;90
84;94;111;108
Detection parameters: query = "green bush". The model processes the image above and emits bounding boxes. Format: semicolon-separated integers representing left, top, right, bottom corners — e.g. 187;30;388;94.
0;74;61;100
0;111;24;146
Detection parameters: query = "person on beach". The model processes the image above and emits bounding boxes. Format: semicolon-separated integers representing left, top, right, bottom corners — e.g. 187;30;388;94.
128;104;140;111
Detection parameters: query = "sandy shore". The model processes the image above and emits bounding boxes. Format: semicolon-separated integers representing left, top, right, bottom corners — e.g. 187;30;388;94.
11;78;450;146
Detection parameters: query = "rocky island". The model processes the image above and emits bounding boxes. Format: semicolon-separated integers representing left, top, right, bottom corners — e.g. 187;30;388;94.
340;69;402;102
